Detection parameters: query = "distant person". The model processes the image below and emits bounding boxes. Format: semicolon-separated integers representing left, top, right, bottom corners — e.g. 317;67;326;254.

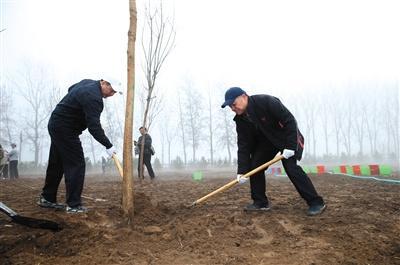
221;87;326;216
0;144;8;179
8;143;19;179
134;127;155;180
38;79;118;213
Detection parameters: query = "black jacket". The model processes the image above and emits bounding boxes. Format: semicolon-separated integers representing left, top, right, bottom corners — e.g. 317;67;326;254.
234;94;304;173
49;79;112;148
137;134;153;156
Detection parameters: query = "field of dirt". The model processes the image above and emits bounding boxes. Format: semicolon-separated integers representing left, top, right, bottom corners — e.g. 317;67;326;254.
1;171;399;265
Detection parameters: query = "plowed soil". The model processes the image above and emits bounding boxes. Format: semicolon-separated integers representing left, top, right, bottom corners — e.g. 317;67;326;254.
1;172;399;265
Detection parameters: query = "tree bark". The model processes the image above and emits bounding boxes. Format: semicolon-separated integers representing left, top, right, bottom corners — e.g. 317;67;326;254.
122;0;137;224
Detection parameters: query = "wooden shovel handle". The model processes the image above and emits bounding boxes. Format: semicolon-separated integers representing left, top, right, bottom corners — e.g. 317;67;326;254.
112;154;123;178
191;155;283;206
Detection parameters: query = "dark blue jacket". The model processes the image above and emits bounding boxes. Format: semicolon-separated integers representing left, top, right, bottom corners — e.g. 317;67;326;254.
234;94;304;173
49;79;112;148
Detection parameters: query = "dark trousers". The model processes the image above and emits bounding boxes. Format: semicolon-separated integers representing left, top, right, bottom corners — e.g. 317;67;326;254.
9;160;19;179
138;154;155;179
1;164;8;178
42;124;85;207
249;144;324;207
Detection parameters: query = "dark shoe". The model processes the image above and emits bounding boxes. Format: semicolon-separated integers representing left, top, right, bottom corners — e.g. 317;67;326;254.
307;203;326;216
244;203;271;212
37;195;65;209
66;205;88;213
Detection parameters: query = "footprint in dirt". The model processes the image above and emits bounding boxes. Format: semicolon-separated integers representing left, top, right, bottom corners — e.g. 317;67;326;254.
251;219;274;245
276;216;303;236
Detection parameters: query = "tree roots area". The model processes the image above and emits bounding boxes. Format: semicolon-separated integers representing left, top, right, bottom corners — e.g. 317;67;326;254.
1;173;399;265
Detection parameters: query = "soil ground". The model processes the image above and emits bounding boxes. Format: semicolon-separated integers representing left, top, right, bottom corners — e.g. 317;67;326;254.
1;171;399;265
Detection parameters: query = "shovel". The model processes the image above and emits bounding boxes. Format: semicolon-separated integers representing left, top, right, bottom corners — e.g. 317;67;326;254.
190;154;283;207
0;202;62;231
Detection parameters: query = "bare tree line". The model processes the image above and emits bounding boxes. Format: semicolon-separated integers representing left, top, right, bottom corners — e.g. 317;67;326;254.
155;82;399;169
1;70;398;170
1;80;398;171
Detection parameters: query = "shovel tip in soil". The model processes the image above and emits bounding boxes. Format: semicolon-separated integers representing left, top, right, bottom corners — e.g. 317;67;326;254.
186;202;197;208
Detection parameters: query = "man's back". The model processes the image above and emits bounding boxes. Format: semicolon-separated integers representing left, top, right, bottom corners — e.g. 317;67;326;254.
8;148;18;161
51;79;103;132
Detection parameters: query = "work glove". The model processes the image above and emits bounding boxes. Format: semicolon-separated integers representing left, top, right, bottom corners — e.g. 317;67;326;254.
236;174;248;184
106;146;117;158
282;149;295;159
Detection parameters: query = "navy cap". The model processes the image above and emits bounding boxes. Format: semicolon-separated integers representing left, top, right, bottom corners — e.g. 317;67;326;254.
221;87;246;108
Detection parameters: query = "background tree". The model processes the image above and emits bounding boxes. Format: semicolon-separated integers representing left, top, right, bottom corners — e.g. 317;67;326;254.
0;84;15;144
217;108;236;164
304;95;319;161
364;87;380;157
177;94;187;165
15;67;52;168
157;110;177;165
353;100;366;158
319;89;332;156
206;87;215;165
138;0;175;178
182;82;204;163
382;83;399;165
340;90;353;156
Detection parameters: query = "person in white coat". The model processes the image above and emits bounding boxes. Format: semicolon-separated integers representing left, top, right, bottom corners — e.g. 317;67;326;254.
8;143;18;179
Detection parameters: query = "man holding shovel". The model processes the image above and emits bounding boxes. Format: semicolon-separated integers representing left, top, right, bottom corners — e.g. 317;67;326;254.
221;87;326;216
38;79;118;213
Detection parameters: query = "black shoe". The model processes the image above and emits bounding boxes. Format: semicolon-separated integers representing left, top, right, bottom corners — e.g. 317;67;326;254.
66;205;88;213
243;203;271;212
307;203;326;216
37;195;65;209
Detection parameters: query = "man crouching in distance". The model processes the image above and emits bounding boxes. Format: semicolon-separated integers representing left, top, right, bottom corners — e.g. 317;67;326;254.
221;87;326;216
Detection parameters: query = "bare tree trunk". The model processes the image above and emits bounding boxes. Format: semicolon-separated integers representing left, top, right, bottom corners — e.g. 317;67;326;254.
182;84;203;163
122;0;137;223
89;137;96;166
167;140;171;165
331;103;342;157
177;95;187;165
189;103;196;162
207;89;214;165
18;131;23;162
300;95;318;161
354;102;366;157
310;108;317;160
0;84;16;145
341;100;353;156
364;89;379;156
393;83;400;169
319;94;330;156
220;109;234;163
159;126;165;165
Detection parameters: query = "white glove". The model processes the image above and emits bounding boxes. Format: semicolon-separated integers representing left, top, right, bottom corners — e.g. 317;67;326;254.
106;146;116;158
236;174;248;184
282;149;295;159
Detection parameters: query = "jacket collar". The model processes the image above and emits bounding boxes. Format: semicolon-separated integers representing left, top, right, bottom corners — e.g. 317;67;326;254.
246;96;258;120
233;96;257;123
